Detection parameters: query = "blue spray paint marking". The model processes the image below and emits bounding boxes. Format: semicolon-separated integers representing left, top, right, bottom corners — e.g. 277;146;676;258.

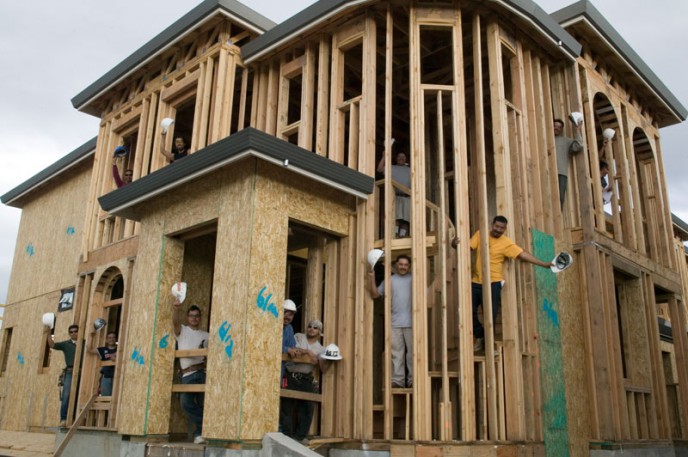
225;340;234;359
159;334;169;349
17;352;24;365
218;321;235;359
131;347;145;365
25;243;35;257
543;299;560;328
66;226;76;236
257;287;278;318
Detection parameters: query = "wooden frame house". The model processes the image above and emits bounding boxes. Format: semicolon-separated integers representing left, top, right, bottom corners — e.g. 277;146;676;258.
1;0;687;456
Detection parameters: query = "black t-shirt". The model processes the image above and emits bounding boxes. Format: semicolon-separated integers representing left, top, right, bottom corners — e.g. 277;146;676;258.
98;346;117;378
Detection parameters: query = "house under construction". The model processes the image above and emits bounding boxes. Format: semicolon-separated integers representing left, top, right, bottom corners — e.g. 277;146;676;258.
1;0;688;456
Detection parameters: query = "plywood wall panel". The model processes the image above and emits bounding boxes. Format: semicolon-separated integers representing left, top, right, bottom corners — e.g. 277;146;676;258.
203;166;254;439
6;162;92;304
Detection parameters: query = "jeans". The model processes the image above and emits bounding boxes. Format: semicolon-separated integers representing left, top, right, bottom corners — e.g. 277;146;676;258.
279;372;317;440
472;282;503;339
100;376;113;397
60;371;72;421
180;370;205;437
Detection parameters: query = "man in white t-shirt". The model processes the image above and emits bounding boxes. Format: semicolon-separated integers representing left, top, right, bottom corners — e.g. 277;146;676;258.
173;300;209;444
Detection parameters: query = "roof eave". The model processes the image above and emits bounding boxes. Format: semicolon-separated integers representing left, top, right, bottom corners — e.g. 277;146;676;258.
1;137;97;208
553;1;687;126
71;0;275;116
242;0;581;65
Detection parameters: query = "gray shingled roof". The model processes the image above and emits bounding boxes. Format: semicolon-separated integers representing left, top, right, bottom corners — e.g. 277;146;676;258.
1;137;97;208
242;0;581;63
552;0;687;126
98;128;374;221
71;0;275;115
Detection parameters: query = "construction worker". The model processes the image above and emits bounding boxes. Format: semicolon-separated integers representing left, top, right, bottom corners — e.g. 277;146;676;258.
172;299;209;445
368;255;413;388
453;216;553;351
281;319;331;443
44;324;79;427
554;117;583;207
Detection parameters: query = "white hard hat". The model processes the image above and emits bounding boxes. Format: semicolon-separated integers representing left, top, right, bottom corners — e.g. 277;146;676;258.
551;251;574;273
367;249;384;269
568;111;584;126
94;318;107;332
161;117;175;134
321;343;343;360
42;312;55;329
171;282;187;303
602;128;616;141
283;299;297;312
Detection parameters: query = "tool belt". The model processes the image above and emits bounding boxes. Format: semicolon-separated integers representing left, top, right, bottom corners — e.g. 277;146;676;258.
287;371;313;381
180;362;205;376
58;367;72;387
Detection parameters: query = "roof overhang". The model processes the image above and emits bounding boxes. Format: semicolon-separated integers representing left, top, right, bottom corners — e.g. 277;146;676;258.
241;0;581;64
672;213;688;242
552;1;687;127
71;0;276;116
1;137;97;208
98;128;374;221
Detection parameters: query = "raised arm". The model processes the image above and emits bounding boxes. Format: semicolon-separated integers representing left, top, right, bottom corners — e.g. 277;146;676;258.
112;158;125;188
367;270;381;299
172;299;183;336
159;132;175;162
44;326;55;348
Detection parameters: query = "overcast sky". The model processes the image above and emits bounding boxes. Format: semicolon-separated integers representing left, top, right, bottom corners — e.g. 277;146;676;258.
0;0;686;304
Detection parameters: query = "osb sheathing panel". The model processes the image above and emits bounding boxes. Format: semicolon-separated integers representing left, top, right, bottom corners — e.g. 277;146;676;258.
6;162;92;304
203;160;355;439
116;206;183;436
0;293;75;431
203;165;255;439
622;278;652;386
557;245;591;457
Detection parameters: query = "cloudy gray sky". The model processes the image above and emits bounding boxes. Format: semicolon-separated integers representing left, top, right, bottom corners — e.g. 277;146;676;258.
0;0;686;303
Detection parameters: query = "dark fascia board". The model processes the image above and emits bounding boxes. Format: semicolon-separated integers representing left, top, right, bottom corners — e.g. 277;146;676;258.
1;137;97;208
672;213;688;239
71;0;276;115
98;128;374;221
552;0;687;123
241;0;581;64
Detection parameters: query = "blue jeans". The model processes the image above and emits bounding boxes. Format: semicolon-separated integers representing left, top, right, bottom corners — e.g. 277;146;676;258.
180;370;205;437
60;371;72;421
100;376;113;396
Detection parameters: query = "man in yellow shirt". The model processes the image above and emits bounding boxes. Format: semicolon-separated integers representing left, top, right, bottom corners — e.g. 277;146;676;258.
456;216;552;351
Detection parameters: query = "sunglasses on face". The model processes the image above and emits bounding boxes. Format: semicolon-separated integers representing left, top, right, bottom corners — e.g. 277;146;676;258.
307;325;320;329
188;314;201;318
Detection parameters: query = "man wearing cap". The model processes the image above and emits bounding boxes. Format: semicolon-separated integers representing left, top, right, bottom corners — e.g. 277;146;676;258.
368;255;413;388
173;299;209;444
453;216;553;352
554;117;583;208
44;324;79;427
280;319;331;442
